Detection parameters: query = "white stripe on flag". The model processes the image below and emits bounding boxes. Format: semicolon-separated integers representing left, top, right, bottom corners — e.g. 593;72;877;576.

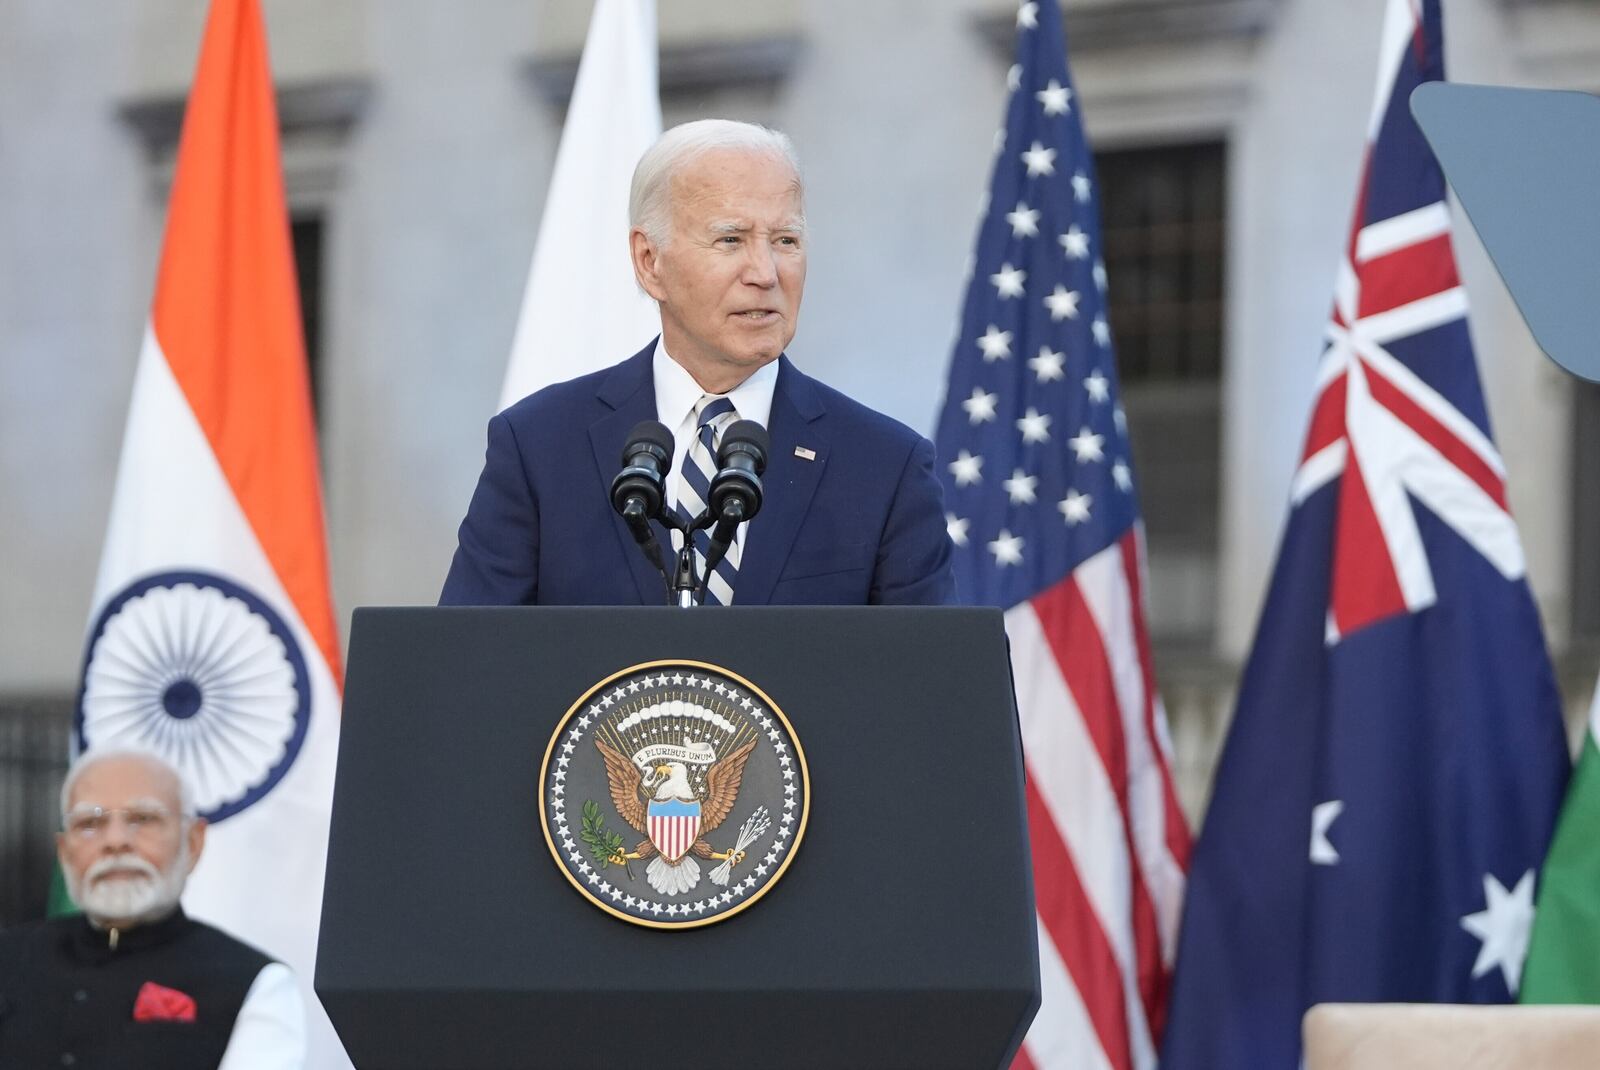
97;328;345;1064
1352;329;1506;477
1024;915;1118;1070
1076;545;1187;952
498;0;661;410
1355;201;1452;262
1355;286;1468;345
1366;0;1421;139
1008;597;1159;1069
1293;440;1348;504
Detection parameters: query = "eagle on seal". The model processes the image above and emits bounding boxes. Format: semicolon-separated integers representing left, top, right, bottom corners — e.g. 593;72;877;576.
595;737;757;895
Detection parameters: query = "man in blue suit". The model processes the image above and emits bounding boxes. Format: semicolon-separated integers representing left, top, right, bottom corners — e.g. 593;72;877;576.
440;119;954;607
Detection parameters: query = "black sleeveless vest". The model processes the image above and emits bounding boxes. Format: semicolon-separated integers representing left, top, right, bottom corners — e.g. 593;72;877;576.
0;907;273;1069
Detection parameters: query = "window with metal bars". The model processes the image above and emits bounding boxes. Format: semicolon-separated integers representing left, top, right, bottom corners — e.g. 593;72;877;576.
1098;141;1225;577
1099;141;1225;385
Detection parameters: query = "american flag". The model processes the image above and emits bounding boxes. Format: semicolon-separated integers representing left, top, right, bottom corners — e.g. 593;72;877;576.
1160;1;1569;1066
933;3;1190;1068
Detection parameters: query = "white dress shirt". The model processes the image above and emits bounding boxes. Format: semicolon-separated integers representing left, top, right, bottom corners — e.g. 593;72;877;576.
216;962;307;1069
652;342;778;562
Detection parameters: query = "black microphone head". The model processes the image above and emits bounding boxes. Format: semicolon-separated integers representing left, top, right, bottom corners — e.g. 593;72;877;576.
717;419;770;474
620;420;675;467
709;419;768;524
611;420;675;518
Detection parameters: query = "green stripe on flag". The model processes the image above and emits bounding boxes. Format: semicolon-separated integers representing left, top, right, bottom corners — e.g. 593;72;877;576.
1524;733;1600;1001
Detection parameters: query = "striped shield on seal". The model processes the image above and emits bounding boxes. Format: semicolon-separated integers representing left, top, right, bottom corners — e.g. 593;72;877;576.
647;799;702;863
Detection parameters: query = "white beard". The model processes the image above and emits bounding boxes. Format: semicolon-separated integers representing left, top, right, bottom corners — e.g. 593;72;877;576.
68;846;188;927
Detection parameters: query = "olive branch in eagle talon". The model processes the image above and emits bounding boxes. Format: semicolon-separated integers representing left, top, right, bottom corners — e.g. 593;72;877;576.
595;737;758;893
579;800;632;880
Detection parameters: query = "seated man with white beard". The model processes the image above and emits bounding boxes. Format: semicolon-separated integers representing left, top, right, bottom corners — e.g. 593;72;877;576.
0;748;306;1068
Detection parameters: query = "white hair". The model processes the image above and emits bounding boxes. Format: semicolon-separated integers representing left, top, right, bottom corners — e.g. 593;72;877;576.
60;746;196;822
629;119;805;246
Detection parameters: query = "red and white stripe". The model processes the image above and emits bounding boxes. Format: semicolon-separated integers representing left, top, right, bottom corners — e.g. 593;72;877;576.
649;813;701;862
1288;0;1522;642
1008;528;1191;1070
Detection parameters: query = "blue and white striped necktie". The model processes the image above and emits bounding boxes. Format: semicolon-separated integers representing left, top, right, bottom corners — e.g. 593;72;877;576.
675;395;740;605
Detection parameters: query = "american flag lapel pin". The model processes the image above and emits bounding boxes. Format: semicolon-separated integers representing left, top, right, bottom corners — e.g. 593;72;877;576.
794;446;816;461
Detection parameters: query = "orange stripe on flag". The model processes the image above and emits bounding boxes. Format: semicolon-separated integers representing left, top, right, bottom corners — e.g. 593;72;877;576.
150;0;341;684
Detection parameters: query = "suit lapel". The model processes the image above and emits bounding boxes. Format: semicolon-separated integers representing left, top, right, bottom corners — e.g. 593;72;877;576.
588;342;669;605
737;356;828;605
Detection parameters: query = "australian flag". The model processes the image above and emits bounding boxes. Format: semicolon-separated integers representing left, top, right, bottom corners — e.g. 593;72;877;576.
1160;1;1570;1066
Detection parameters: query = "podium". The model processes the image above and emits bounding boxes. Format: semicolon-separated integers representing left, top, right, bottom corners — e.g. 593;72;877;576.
316;606;1040;1069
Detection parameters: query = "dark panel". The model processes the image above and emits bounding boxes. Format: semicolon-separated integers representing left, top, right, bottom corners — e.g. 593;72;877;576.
319;606;1039;1070
0;697;72;927
290;212;324;424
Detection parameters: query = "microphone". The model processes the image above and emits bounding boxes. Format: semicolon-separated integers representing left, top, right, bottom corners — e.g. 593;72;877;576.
701;420;769;585
610;421;675;593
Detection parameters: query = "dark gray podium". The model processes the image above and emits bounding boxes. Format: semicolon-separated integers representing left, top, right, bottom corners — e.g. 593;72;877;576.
317;606;1039;1069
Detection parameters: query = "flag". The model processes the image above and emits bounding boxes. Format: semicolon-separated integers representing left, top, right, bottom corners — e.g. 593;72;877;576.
498;0;661;411
933;3;1190;1067
1524;680;1600;1001
1160;1;1570;1065
73;0;349;1064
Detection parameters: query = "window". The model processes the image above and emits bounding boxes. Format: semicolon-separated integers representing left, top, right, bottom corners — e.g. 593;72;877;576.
0;699;72;926
1096;140;1227;637
1098;142;1226;385
290;211;326;423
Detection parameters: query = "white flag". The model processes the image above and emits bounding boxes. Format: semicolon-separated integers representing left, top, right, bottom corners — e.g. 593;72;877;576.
500;0;663;410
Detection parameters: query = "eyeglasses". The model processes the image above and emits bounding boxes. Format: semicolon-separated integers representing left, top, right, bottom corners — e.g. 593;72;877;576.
62;805;182;839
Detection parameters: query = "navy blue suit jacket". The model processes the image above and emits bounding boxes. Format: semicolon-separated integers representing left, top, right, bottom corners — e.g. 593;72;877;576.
439;343;956;606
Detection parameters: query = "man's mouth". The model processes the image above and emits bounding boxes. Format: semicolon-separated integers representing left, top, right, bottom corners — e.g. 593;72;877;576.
735;309;778;321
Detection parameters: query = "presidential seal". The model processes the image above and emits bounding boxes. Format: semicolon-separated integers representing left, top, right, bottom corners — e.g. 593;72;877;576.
539;660;809;929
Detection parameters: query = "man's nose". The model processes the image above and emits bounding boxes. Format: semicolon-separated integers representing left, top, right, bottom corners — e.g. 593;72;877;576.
100;815;137;851
741;242;778;287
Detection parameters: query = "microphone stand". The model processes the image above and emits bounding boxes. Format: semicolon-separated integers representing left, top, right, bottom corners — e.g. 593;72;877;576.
698;503;744;600
659;509;715;608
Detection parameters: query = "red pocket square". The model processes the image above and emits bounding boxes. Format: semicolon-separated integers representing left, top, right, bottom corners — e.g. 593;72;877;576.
132;981;196;1023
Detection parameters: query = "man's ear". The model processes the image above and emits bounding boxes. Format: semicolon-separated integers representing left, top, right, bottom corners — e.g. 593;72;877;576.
185;818;208;874
630;228;667;302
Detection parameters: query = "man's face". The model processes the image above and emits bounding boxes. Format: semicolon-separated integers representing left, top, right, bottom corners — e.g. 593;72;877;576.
57;756;205;927
632;148;807;392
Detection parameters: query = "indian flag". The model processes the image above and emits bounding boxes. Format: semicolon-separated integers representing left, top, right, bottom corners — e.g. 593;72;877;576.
1523;687;1600;1002
72;0;349;1064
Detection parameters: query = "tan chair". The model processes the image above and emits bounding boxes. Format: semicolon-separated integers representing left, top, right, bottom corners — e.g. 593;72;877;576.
1304;1003;1600;1069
